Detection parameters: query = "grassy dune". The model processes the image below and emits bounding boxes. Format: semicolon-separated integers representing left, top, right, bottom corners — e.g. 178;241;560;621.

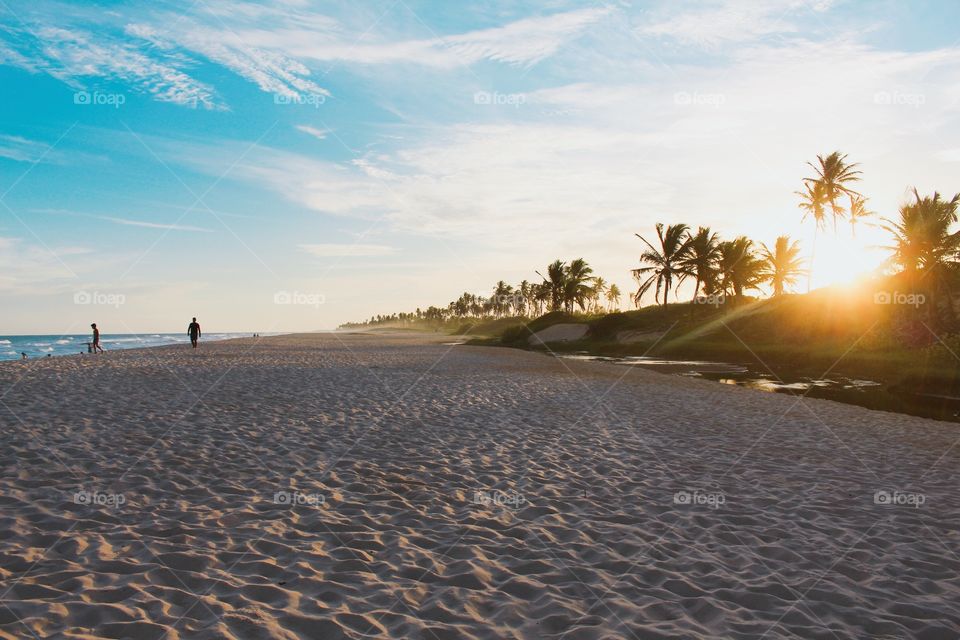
481;286;960;395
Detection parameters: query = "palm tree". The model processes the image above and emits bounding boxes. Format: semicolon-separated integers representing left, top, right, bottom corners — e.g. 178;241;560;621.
563;258;595;312
760;236;805;296
803;151;861;232
681;226;721;299
848;194;874;237
717;236;764;298
544;260;566;312
606;284;622;311
533;282;551;316
515;280;530;316
492;281;513;317
591;277;607;312
632;223;692;307
797;179;828;292
883;189;960;285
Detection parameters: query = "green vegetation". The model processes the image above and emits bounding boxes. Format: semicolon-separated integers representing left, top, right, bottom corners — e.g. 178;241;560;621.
483;287;960;394
341;149;960;398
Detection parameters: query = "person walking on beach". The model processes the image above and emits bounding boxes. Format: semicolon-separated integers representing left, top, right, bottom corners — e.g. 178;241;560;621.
91;323;104;353
188;317;201;348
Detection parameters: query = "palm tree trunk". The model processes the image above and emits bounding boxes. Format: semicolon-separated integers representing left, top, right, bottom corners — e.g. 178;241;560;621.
807;228;818;293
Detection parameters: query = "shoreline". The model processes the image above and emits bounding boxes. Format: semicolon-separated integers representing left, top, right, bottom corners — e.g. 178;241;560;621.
0;332;292;364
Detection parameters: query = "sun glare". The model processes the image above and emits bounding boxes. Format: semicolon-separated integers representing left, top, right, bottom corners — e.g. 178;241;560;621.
807;232;887;290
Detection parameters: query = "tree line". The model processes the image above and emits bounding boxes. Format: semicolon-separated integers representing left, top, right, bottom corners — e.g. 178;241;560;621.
344;150;960;329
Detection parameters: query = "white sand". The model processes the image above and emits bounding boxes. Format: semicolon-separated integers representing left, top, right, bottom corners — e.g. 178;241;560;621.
1;332;959;639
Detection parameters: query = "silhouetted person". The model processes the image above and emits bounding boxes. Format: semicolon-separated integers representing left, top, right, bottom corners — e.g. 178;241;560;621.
188;317;201;348
91;323;104;353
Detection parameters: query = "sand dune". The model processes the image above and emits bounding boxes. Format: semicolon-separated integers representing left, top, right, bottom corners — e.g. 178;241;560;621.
1;332;959;639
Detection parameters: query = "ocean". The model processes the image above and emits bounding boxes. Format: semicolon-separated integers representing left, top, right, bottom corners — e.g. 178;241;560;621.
0;333;257;361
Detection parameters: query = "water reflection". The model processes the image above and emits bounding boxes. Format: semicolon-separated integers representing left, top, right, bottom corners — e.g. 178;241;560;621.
557;353;959;423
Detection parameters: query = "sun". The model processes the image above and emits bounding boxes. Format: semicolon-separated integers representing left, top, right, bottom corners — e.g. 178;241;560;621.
807;231;887;290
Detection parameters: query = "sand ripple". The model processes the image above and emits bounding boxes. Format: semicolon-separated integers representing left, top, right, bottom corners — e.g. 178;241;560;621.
1;333;959;638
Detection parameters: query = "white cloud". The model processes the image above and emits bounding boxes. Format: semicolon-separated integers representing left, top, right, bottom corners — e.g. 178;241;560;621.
133;5;609;73
29;26;219;107
125;23;329;101
0;134;52;163
163;32;960;269
99;216;213;232
299;243;396;257
32;208;214;232
637;0;833;48
0;4;606;109
0;236;83;294
296;125;330;140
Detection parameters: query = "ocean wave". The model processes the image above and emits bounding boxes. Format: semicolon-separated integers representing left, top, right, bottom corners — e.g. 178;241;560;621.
56;339;73;344
0;339;11;345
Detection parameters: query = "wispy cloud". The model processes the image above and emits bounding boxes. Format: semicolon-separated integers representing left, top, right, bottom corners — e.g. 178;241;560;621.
35;208;213;232
0;134;54;163
299;243;396;257
296;125;330;140
0;236;83;293
99;216;213;232
637;0;833;48
1;25;220;108
0;3;608;111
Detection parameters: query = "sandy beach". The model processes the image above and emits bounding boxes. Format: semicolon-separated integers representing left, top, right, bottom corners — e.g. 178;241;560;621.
1;332;959;639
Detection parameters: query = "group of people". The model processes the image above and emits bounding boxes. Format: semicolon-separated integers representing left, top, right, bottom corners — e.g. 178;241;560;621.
87;317;202;354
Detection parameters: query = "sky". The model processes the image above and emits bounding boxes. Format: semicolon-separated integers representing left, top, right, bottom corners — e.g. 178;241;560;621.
2;0;960;334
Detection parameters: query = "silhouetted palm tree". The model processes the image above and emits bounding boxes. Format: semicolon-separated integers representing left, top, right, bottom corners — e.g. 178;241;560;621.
848;194;874;237
544;260;566;312
632;223;692;307
681;226;721;299
591;276;607;312
760;236;805;296
564;258;594;312
492;281;513;317
883;189;960;285
797;179;827;292
606;284;622;311
718;236;764;298
517;280;532;316
533;282;551;316
804;151;861;232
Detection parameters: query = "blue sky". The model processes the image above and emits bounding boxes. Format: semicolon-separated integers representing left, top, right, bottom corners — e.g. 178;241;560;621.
2;0;960;333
